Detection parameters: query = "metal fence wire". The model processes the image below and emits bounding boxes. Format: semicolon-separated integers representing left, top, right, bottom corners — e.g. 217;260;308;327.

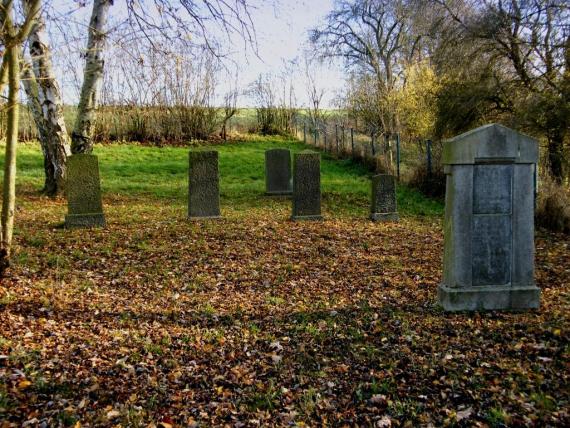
293;117;437;181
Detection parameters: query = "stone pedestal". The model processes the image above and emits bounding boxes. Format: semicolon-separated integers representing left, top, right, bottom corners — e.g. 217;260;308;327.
265;148;292;195
188;151;220;219
438;124;540;311
65;154;106;228
292;151;322;221
370;174;398;221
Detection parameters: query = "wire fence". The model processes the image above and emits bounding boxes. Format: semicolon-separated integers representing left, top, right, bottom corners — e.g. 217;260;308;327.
292;117;440;181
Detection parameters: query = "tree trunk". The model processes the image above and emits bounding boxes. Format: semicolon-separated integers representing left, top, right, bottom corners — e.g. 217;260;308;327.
71;0;112;154
0;58;7;93
21;66;55;193
0;45;20;272
0;0;41;274
23;0;71;196
547;131;565;183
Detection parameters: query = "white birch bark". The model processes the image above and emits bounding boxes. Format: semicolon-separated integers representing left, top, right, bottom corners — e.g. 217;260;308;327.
22;64;52;188
23;0;71;195
71;0;113;154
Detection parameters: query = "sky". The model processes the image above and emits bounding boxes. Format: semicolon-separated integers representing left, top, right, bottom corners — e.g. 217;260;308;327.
46;0;346;108
225;0;345;107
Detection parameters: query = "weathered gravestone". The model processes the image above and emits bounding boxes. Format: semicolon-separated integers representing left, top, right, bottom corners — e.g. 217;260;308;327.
370;174;399;221
291;151;322;221
65;154;106;228
188;151;220;219
438;124;540;311
265;148;292;195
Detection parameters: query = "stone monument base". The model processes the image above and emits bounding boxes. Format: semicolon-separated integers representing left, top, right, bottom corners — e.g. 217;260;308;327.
266;190;292;196
438;284;540;311
370;212;399;222
188;215;221;220
291;214;323;221
65;213;106;228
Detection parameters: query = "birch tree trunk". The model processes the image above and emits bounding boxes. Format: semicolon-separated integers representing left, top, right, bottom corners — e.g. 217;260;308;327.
0;59;7;93
71;0;112;154
23;0;71;195
21;65;52;191
0;45;20;272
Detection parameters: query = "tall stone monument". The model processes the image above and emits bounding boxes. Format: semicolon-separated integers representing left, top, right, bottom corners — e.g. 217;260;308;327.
265;148;292;195
188;151;220;219
65;154;106;228
291;151;322;221
438;124;540;311
370;174;399;221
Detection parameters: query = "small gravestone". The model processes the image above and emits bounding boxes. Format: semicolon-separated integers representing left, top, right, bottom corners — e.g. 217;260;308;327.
65;154;106;228
188;150;220;219
265;148;292;195
370;174;399;221
291;151;322;221
438;124;540;311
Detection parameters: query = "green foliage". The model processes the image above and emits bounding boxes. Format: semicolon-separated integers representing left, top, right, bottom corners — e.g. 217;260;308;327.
434;69;504;140
394;61;440;141
247;381;281;411
486;407;510;427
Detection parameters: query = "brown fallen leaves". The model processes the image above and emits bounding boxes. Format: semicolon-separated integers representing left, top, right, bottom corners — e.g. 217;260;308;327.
0;195;568;427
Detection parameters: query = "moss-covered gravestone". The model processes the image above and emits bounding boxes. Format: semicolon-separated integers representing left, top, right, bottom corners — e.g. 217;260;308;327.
65;154;106;228
291;151;322;221
370;174;399;221
438;124;540;311
265;148;292;195
188;150;220;219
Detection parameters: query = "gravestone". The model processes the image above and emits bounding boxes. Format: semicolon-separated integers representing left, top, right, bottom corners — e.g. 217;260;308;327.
370;174;399;221
265;148;292;195
188;150;220;219
438;124;540;311
291;151;322;220
65;154;106;228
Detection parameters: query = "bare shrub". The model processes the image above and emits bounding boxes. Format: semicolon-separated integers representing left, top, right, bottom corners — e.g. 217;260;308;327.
408;163;446;199
250;73;297;136
536;177;570;234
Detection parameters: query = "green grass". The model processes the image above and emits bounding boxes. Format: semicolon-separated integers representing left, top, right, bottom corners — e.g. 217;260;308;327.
9;135;442;217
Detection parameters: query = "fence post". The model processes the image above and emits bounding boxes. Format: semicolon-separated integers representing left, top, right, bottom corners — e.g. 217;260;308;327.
350;128;354;156
371;132;376;156
427;139;432;178
314;127;317;146
341;125;345;153
303;123;306;144
396;133;401;180
324;129;327;151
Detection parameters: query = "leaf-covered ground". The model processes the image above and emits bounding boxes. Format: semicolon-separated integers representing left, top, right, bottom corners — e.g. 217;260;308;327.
0;140;569;427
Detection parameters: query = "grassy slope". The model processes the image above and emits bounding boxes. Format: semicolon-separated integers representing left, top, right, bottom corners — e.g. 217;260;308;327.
14;135;442;218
